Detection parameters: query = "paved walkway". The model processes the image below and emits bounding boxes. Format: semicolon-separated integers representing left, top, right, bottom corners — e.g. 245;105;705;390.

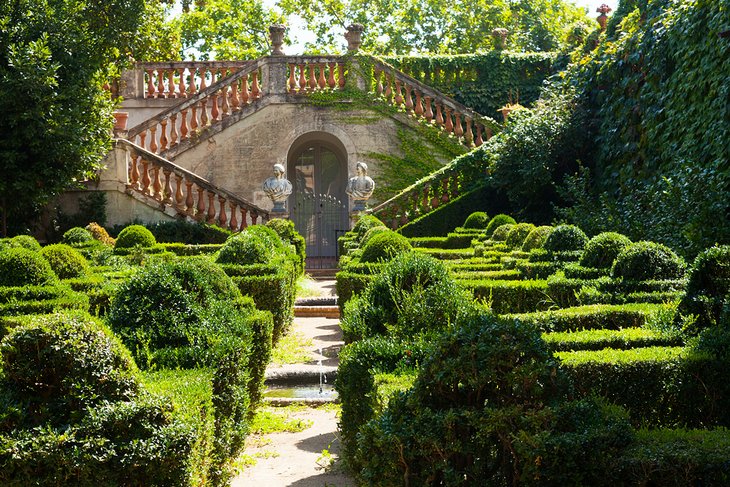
232;280;355;487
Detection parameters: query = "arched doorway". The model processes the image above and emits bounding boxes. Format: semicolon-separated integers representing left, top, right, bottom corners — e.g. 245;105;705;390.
288;133;349;268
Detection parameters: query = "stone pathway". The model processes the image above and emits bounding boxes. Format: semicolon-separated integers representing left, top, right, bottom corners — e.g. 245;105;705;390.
231;280;355;487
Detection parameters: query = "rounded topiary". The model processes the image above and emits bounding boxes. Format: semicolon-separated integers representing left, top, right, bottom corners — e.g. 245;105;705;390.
505;223;536;249
40;244;89;279
0;311;140;427
266;218;306;272
245;224;285;251
491;224;515;242
612;241;686;281
216;230;273;265
62;227;93;246
675;245;730;335
485;214;516;237
580;232;632;269
543;224;589;252
0;248;58;287
360;230;412;263
353;215;386;242
8;235;42;251
522;226;553;251
361;225;390;246
115;225;156;249
463;212;490;229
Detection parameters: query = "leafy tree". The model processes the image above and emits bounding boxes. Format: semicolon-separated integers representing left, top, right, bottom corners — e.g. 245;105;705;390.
0;0;147;236
278;0;589;54
170;0;286;60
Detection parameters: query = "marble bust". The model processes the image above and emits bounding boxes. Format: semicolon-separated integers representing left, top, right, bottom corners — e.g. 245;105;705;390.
263;163;292;212
346;162;375;211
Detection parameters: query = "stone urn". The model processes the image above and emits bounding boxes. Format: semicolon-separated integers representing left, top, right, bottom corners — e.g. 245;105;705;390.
596;4;612;30
113;111;128;132
263;163;292;213
345;24;364;52
269;24;286;56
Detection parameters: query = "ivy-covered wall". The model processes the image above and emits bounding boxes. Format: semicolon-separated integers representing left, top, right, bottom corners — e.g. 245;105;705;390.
384;52;558;116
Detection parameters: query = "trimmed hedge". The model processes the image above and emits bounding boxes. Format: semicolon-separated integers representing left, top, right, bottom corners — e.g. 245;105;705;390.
461;278;551;314
612;241;686;282
463;211;489;229
543;224;588;252
505;223;536;249
62;227;93;245
521;225;553;251
543;328;681;352
0;248;58;287
408;236;448;248
360;231;412;263
40;244;89;279
490;223;515;242
336;271;376;308
114;224;156;249
581;232;632;269
485;214;516;237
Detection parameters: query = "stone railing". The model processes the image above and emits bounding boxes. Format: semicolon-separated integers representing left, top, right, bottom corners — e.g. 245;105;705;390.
125;59;265;156
368;165;468;229
368;57;496;149
130;61;252;99
116;139;269;229
284;57;347;93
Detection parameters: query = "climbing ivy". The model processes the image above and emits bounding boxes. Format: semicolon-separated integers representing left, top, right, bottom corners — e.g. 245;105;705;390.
384;52;558;116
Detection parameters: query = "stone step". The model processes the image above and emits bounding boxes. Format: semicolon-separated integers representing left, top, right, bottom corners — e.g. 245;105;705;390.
294;305;340;319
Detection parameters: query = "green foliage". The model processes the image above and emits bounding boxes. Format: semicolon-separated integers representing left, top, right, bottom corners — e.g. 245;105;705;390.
40;244;89;279
674;246;730;337
461;278;551;314
85;222;115;246
0;248;58;287
612;241;686;282
360;225;389;246
145;220;232;244
360;230;412;263
341;252;473;340
581;232;632;269
216;230;272;265
544;327;681;352
107;257;255;369
490;223;514;242
463;211;489;229
6;235;41;251
115;224;157;249
62;227;93;245
544;224;588;252
0;0;146;235
509;303;671;333
505;222;536;249
266;218;306;274
353;215;385;241
0;311;140;429
335;270;375;308
522;225;553;251
485;214;516;237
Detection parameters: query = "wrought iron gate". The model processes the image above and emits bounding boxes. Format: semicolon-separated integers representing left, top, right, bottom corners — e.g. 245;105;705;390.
291;192;348;269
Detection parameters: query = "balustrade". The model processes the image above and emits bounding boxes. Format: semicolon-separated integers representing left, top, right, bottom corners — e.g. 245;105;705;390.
119;139;269;230
138;62;250;99
287;59;346;93
127;60;263;157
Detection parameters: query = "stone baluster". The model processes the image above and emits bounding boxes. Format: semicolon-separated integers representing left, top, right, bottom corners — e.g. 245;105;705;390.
327;62;337;89
422;185;430;212
404;84;414;113
230;77;240;111
152;166;162;199
318;64;327;89
430;186;440;210
298;64;306;93
206;191;216;224
414;91;424;117
308;63;317;91
189;68;198;95
149;125;158;153
338;63;345;88
129;153;140;190
169;114;178;146
138;131;147;153
464;117;474;147
288;64;296;92
424;96;433;122
241;74;250;104
251;210;259;225
185;180;195;214
394;80;403;106
200;98;209;126
159;119;168;151
229;202;238;230
251;71;261;99
441;177;450;204
218;196;227;227
141;159;151;195
196;186;206;221
221;86;230;117
199;69;207;91
435;102;444;126
475;124;484;146
450;173;460;198
146;70;155;98
178;68;187;98
168;70;175;98
239;207;248;230
454;112;464;138
162;169;173;204
174;174;184;209
444;107;454;133
384;73;392;101
180;109;189;140
156;69;165;98
190;104;199;131
210;91;220;121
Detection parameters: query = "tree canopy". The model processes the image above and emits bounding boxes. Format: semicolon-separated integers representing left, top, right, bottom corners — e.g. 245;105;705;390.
0;0;147;235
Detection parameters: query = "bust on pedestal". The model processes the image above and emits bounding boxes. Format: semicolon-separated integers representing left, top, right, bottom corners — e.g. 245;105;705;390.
263;164;292;214
346;162;375;212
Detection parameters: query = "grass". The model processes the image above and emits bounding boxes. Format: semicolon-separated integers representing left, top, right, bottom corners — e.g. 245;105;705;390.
296;274;322;298
250;405;314;434
270;331;313;366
